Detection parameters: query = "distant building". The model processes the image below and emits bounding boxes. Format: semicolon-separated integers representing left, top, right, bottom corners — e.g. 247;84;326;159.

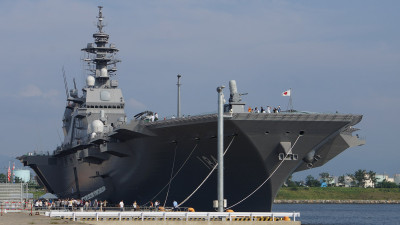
363;174;374;188
394;174;400;185
14;169;30;182
375;174;389;183
344;176;355;187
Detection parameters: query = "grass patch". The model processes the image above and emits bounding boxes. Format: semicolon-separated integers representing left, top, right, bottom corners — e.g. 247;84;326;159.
276;187;400;200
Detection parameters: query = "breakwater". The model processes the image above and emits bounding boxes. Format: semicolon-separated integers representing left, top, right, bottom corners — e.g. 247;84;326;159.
274;199;400;204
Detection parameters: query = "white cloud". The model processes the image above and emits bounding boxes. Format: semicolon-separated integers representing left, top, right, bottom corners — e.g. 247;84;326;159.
19;84;59;99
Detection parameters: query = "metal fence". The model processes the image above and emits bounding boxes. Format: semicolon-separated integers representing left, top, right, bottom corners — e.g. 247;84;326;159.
0;201;33;214
0;183;28;204
46;211;300;222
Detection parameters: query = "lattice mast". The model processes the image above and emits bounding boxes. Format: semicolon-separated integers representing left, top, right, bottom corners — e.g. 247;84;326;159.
81;6;120;88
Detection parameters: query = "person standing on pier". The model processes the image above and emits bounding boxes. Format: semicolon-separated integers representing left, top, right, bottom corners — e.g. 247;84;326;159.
133;201;137;211
119;200;124;211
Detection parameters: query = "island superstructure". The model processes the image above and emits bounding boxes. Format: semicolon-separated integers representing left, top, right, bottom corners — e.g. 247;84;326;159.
19;6;365;212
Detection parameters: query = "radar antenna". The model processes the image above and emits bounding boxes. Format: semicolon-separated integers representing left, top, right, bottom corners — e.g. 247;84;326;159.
62;66;69;98
97;6;104;33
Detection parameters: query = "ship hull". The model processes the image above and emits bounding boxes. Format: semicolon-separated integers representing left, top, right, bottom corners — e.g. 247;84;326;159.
20;113;364;211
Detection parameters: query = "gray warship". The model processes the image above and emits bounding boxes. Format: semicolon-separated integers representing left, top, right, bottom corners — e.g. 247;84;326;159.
19;6;364;212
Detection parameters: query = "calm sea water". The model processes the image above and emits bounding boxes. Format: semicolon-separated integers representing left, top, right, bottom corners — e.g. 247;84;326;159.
272;204;400;225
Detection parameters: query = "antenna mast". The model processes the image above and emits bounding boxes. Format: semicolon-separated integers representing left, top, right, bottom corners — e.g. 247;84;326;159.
287;88;293;112
177;74;182;118
62;66;69;98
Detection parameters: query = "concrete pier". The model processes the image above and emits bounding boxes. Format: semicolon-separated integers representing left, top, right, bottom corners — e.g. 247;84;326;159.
86;221;301;225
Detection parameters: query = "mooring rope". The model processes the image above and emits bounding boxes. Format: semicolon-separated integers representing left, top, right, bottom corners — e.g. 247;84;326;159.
145;143;199;205
163;145;177;207
177;135;236;207
226;134;302;209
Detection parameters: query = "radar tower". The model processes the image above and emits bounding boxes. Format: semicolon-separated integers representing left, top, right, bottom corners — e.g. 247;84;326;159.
81;6;120;88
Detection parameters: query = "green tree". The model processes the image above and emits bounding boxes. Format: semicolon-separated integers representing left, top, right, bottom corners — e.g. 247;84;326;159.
0;173;6;183
319;172;330;183
14;177;23;183
354;169;367;187
346;173;357;187
338;175;345;185
306;175;321;187
368;170;377;186
376;180;398;188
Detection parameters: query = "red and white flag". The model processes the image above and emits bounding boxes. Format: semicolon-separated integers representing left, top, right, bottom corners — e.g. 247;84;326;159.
12;162;15;183
7;166;11;182
282;89;291;96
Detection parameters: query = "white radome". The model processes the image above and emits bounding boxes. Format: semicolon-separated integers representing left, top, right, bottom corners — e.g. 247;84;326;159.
100;67;108;77
86;75;95;87
91;120;104;133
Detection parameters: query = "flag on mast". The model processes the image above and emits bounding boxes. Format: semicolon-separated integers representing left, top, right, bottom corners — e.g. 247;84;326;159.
7;164;11;183
282;89;291;96
12;162;15;183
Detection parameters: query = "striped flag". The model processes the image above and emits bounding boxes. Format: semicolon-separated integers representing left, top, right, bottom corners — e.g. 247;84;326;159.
7;166;11;182
12;162;15;183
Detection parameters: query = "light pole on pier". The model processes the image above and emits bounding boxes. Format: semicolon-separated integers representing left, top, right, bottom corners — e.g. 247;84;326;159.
217;85;225;212
177;74;182;118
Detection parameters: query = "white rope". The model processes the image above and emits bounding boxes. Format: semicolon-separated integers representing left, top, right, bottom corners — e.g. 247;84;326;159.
177;135;236;207
146;143;199;205
226;135;301;209
163;145;177;207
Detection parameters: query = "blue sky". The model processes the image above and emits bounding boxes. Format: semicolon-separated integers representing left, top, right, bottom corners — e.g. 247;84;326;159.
0;0;399;180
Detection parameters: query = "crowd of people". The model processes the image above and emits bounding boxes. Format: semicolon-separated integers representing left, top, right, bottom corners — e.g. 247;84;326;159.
248;105;281;113
33;198;108;211
32;198;180;212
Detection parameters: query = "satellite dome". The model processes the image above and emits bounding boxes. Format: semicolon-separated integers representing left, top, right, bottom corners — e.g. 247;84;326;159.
86;76;95;87
100;67;108;77
91;120;104;133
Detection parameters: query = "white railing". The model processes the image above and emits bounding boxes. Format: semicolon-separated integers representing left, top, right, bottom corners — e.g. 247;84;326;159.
46;211;300;221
